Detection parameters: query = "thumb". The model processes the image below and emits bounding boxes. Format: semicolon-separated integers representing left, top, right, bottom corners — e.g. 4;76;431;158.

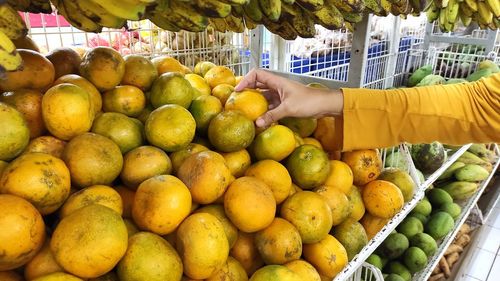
255;106;287;128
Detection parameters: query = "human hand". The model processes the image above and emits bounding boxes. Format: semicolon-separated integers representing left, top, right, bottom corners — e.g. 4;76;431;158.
235;68;344;127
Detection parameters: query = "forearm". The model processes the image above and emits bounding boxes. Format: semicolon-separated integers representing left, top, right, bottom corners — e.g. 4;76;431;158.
336;74;500;151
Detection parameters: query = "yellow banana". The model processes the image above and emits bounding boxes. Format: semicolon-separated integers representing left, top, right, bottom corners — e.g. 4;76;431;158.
426;1;440;21
219;0;250;4
380;0;392;14
329;0;365;13
0;3;28;40
30;0;53;13
75;0;127;29
342;11;363;22
486;0;500;17
283;0;296;3
209;18;229;32
147;10;181;31
224;15;245;33
258;0;281;22
309;2;345;29
192;0;232;18
0;30;23;74
262;16;298;40
344;21;354;32
477;1;493;24
446;0;459;23
87;0;147;20
168;0;209;32
244;0;263;22
297;0;325;10
290;10;315;38
243;14;258;29
365;0;384;14
459;2;473;16
281;2;301;20
52;0;102;33
464;0;477;11
459;13;472;26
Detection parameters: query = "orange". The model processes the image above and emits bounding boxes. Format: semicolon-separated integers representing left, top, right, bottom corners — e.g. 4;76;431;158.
150;72;194;108
53;74;102;116
279;117;318;137
303;137;323;149
314;117;338;152
245;160;292;204
145;104;196;152
249;265;302;281
289;183;303;197
377;168;416;202
117;232;183;281
208;110;255;153
323;160;354;194
331;219;368;261
42;83;93;141
360;213;390;240
286;145;330;189
346;185;365;221
0;49;55;92
189;95;223;134
0;152;70;215
46;47;81;79
342;149;382;186
185;73;211;97
314;185;352;226
121;54;158;91
0;102;30;161
169;143;209;174
284;260;321;281
362;180;404;219
222;149;252;178
293;132;304;147
253;125;296;161
206;256;248;281
102;85;146;117
0;194;45;271
137;104;153;124
79;47;125;91
176;213;230;279
194;61;216;77
224;176;276;233
124;218;139;237
1;89;46;138
302;235;348;279
50;204;128;279
204;66;236;88
132;175;191;235
23;136;66;159
0;271;23;281
121;145;172;189
280;191;333;243
225;89;268;121
255;218;302;265
12;35;40;52
230;232;264;276
211;84;235;104
91;112;144;154
62;133;123;188
152;56;186;75
178;151;233;204
60;185;123;218
195;204;239;248
24;240;64;281
32;272;83;281
115;185;135;219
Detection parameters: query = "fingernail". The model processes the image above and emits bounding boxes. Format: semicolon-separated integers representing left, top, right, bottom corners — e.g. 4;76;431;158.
256;118;265;127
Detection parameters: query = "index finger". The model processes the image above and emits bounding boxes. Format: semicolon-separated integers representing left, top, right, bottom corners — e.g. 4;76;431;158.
235;68;285;92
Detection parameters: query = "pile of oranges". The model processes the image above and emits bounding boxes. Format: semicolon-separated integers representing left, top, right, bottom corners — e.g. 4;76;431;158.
0;45;411;281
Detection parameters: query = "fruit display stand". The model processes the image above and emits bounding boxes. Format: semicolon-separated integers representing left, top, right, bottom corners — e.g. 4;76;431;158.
412;144;500;281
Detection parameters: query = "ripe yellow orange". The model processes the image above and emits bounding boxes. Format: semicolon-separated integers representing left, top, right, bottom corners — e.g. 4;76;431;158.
169;143;209;174
279;117;318;138
314;117;338;152
314;185;352;226
222;149;252;178
206;256;248;281
189;95;223;134
284;260;321;281
225;89;268;121
24;240;64;281
91;112;144;154
23;136;66;159
132;175;192;235
79;47;125;91
245;160;292;204
145;104;196;152
0;194;45;271
50;204;128;279
253;125;296;161
362;180;404;219
211;84;235;105
120;145;172;189
150;73;194;109
224;177;276;233
195;204;239;248
177;151;233;204
360;213;390;240
0;89;46;138
115;185;135;219
42;83;93;141
0;271;23;281
0;152;71;215
249;265;302;281
32;272;83;281
176;213;229;279
280;191;333;244
255;218;302;265
121;54;158;91
323;160;354;194
208;110;255;153
194;61;216;77
152;56;186;75
342;150;382;186
102;85;146;117
62;133;123;188
60;185;123;218
0;103;30;161
303;235;348;279
303;137;323;149
230;232;264;276
53;74;102;116
185;73;211;97
347;185;366;221
204;66;236;88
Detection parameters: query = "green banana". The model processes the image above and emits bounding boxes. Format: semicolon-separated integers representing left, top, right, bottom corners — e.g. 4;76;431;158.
486;0;500;17
263;17;298;40
209;18;229;32
329;0;365;13
9;0;52;13
232;4;245;17
459;2;473;17
0;30;23;74
75;0;127;29
192;0;232;18
87;0;147;20
0;3;28;40
168;0;209;32
445;0;459;23
297;0;325;10
435;0;450;8
244;0;264;22
365;0;384;15
243;14;258;29
290;10;315;38
147;11;181;31
309;2;345;29
225;15;245;32
52;0;102;33
281;2;302;20
477;1;493;24
341;11;363;23
380;0;392;15
259;0;281;22
219;0;250;4
283;0;296;3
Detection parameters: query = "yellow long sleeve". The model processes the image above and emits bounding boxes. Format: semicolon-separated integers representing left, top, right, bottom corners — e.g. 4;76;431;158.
340;73;500;151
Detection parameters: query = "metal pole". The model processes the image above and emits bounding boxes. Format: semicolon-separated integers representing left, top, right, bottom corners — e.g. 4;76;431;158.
346;14;372;88
384;16;402;89
249;26;264;70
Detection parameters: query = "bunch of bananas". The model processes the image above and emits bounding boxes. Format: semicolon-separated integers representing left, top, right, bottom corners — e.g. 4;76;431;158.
0;2;27;76
427;0;500;31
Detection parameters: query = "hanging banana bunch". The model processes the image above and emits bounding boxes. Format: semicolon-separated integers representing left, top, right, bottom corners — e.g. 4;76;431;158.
0;2;27;75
